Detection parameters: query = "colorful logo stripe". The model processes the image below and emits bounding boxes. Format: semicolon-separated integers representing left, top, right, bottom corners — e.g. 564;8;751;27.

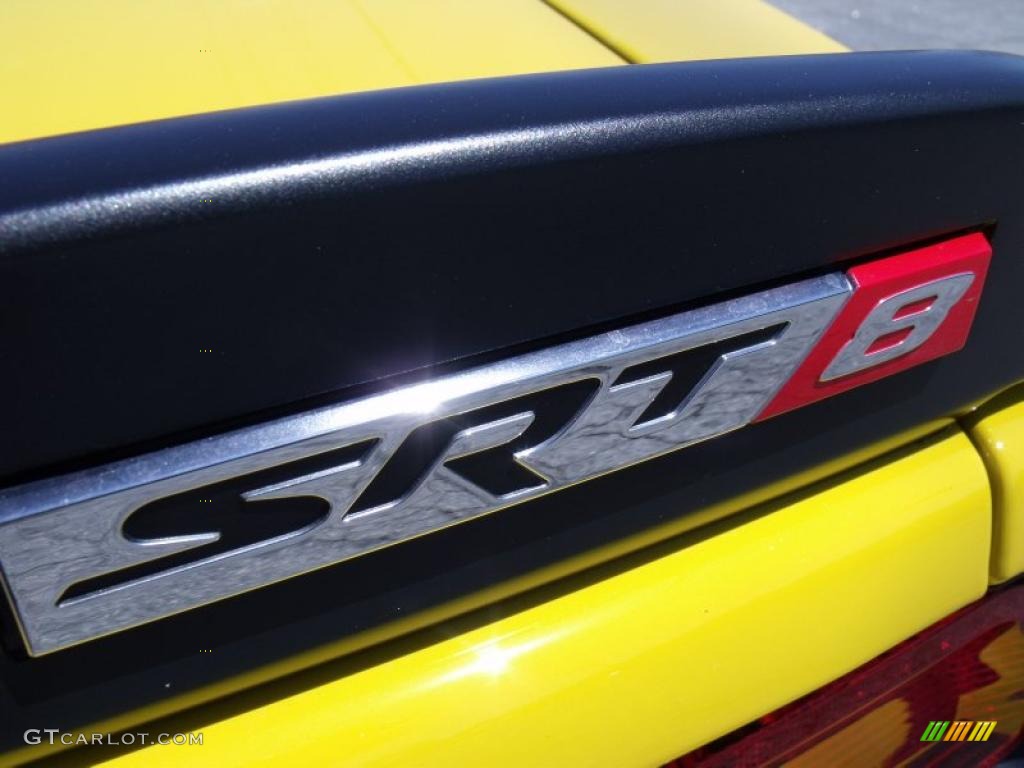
920;721;997;742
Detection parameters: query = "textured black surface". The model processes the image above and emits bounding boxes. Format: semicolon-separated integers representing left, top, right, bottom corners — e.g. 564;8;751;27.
1;49;1023;481
2;51;1024;751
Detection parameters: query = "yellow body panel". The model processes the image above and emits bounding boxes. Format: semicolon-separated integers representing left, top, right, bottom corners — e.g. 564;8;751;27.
96;429;989;768
544;0;847;63
0;0;622;146
4;423;955;767
967;385;1024;583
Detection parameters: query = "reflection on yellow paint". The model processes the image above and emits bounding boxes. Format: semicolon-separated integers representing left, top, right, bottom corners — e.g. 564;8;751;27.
439;633;560;684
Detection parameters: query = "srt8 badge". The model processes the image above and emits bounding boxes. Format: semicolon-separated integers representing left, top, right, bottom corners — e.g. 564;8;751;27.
0;233;991;655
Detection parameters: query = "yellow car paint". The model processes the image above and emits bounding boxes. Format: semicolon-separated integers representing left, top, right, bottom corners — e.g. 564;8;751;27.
543;0;847;63
0;0;622;146
966;385;1024;583
90;428;989;768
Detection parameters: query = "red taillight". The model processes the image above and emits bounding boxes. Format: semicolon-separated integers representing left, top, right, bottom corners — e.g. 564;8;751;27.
669;582;1024;767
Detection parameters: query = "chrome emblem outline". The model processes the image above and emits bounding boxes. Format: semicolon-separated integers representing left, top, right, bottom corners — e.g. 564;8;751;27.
0;274;853;655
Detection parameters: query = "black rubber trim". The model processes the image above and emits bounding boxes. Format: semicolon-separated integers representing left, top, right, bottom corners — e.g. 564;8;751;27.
2;49;1024;482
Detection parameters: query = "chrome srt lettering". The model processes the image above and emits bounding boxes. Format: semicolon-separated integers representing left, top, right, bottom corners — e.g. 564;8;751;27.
0;274;850;655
